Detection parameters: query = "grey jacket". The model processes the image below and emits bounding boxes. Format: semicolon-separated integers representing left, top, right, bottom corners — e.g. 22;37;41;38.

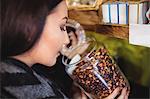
0;58;68;99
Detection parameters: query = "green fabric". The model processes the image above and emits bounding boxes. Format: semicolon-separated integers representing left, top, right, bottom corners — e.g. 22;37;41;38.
86;31;150;86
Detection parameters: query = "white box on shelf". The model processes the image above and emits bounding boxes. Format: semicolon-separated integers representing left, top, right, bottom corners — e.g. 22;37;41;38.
102;3;110;23
129;24;150;48
110;3;119;24
129;3;138;24
119;3;128;24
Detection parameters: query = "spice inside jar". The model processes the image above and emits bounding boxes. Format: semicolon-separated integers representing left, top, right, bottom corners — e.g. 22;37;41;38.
62;39;130;99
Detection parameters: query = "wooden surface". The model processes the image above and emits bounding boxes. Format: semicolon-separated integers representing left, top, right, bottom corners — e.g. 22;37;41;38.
95;24;129;39
82;24;129;40
69;9;129;39
69;10;100;25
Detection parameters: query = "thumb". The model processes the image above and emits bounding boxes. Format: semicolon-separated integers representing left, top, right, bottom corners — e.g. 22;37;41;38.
81;92;87;99
104;88;121;99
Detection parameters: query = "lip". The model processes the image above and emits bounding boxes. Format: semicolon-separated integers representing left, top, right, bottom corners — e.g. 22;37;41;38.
60;45;66;55
56;52;60;57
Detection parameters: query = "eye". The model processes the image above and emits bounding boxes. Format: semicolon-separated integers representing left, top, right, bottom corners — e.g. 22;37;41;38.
60;25;66;31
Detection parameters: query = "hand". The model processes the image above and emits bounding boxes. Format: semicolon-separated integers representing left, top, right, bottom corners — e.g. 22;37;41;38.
71;84;88;99
68;31;78;48
104;87;129;99
61;31;78;58
63;31;88;59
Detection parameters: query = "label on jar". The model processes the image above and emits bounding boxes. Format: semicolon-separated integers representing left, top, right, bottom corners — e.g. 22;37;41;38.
67;54;81;75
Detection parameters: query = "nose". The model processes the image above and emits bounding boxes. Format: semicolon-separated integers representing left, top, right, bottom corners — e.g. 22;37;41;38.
64;31;70;45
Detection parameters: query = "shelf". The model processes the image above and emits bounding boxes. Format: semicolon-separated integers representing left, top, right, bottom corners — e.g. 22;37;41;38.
69;10;129;40
68;9;100;25
68;0;147;40
82;24;129;40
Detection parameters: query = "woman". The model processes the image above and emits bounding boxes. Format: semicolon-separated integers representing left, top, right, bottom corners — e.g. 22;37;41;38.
1;0;69;98
1;0;128;99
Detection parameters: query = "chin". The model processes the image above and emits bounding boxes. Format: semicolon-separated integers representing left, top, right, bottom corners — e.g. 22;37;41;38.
42;55;58;67
49;58;57;66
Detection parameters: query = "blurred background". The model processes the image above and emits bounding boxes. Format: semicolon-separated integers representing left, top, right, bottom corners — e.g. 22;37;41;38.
86;31;150;87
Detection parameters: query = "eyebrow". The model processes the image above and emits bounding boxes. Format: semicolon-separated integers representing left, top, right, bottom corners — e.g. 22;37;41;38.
62;17;68;20
62;16;68;22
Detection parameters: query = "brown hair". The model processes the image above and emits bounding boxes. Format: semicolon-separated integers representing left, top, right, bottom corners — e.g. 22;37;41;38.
1;0;63;60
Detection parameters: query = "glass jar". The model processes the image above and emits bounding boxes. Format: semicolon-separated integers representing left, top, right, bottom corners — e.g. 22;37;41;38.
62;39;130;99
61;19;130;99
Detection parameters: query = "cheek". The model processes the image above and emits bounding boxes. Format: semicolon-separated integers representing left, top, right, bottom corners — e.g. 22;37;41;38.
36;31;63;66
45;22;64;51
48;29;64;49
46;31;64;65
43;27;64;56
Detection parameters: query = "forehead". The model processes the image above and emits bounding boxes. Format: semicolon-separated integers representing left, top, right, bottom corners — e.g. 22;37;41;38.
50;1;68;19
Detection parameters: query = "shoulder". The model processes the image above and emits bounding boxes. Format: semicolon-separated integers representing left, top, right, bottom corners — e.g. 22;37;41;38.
0;60;41;98
0;60;68;99
0;61;26;73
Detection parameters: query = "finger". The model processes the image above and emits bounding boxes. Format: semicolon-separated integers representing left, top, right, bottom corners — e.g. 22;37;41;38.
125;94;128;99
127;91;130;96
124;92;129;99
68;32;75;36
70;36;78;46
118;87;127;99
69;33;77;40
105;88;120;99
125;91;130;99
70;35;77;41
81;92;87;99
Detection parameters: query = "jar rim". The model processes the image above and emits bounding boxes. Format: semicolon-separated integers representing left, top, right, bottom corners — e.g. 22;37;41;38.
62;37;98;67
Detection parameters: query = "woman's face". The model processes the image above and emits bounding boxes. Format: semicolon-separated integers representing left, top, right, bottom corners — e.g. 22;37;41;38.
33;1;69;66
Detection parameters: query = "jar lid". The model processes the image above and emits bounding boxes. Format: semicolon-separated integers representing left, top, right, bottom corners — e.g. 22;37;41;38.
61;19;86;56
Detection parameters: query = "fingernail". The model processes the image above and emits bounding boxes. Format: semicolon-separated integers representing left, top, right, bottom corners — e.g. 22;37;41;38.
117;87;120;90
117;87;121;92
124;87;127;90
127;91;130;96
